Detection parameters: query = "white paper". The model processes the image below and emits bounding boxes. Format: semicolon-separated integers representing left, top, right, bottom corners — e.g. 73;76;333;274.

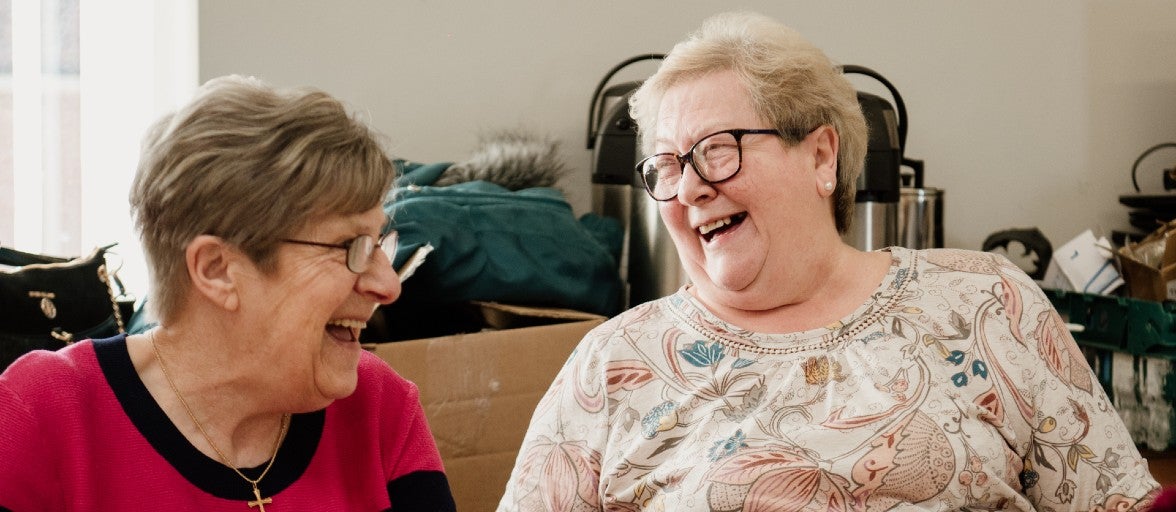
1051;229;1124;295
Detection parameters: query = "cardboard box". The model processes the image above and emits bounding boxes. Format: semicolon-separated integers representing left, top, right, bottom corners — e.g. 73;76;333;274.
365;302;605;512
1117;221;1176;301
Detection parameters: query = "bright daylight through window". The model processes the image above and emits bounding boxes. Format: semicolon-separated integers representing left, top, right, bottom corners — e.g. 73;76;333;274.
0;0;197;300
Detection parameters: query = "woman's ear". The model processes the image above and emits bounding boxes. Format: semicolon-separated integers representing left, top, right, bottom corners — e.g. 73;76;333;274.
185;235;241;311
810;125;840;196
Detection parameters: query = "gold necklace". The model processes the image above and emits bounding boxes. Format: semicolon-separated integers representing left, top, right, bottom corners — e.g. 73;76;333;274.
149;332;290;511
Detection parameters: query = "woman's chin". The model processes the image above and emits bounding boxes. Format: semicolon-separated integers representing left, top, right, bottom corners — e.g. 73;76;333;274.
702;262;757;293
317;340;362;400
316;372;359;403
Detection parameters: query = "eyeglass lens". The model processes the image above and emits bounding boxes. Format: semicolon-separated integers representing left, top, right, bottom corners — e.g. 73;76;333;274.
346;235;376;274
345;231;398;274
379;231;398;259
641;131;744;201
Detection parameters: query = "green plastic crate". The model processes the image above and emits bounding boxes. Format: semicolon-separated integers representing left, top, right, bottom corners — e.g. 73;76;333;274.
1042;288;1176;360
1043;290;1130;353
1127;299;1176;359
1041;288;1176;451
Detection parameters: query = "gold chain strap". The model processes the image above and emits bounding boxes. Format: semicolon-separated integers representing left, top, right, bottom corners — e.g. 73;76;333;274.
97;263;127;334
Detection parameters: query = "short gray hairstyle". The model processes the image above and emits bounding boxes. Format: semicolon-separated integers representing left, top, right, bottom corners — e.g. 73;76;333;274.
129;75;397;323
629;11;867;233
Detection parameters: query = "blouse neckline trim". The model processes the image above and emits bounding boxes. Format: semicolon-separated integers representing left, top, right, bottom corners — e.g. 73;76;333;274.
667;247;918;355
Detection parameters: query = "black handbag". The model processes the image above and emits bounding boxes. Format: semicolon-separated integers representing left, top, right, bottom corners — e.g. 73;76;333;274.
0;244;135;371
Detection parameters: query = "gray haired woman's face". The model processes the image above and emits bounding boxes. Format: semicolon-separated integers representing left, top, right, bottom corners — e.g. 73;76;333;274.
241;205;400;408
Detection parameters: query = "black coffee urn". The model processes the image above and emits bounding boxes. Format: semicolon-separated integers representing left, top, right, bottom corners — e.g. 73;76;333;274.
843;65;931;250
588;54;682;309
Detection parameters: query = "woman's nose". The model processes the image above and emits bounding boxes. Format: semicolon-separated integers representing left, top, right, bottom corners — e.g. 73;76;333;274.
676;162;717;205
357;249;400;305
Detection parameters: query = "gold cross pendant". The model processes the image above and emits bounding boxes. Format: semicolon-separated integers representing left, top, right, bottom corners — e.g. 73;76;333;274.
248;485;272;511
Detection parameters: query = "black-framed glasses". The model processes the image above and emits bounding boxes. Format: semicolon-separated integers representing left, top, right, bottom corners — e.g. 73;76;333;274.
636;128;785;201
281;231;398;274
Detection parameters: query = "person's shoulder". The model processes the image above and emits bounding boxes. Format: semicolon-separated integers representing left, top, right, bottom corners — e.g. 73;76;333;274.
0;341;100;419
594;293;677;334
1;341;97;392
914;247;1031;279
328;350;423;426
914;247;999;265
567;299;659;355
354;349;418;398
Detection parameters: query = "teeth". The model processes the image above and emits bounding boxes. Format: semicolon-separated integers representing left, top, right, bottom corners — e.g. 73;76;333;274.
327;319;366;329
699;216;733;235
327;319;365;342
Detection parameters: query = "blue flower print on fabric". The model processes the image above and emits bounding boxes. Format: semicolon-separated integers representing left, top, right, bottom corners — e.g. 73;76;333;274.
708;429;748;461
732;358;755;369
678;341;724;367
641;401;678;439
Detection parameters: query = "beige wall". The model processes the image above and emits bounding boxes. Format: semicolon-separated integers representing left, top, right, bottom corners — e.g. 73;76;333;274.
199;0;1176;252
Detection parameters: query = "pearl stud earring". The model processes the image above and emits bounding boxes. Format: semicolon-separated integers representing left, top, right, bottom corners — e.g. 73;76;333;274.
824;182;834;191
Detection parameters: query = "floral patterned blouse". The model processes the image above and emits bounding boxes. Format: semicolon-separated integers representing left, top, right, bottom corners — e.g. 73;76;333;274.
497;247;1160;511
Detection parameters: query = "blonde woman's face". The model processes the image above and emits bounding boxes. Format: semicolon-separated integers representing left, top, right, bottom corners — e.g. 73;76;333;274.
653;70;831;310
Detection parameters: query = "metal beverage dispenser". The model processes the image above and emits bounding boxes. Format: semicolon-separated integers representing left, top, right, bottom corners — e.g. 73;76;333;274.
848;89;901;250
842;65;932;250
588;54;684;309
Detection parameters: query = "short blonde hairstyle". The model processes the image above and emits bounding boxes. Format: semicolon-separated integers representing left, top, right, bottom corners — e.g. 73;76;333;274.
629;11;867;233
129;75;396;323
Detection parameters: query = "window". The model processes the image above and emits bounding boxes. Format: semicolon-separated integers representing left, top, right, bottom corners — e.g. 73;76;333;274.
2;0;80;253
1;0;197;299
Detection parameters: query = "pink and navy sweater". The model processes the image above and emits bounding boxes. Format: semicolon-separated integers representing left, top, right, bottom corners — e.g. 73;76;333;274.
0;335;455;511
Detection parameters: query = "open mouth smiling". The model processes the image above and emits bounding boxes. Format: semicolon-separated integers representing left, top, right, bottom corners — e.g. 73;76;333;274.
698;213;747;242
326;319;365;342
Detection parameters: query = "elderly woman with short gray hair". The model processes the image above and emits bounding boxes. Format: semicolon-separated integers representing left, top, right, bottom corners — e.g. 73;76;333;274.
0;75;456;511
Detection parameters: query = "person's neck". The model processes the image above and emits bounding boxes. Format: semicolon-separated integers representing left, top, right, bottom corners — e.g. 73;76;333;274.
690;243;892;334
131;323;289;467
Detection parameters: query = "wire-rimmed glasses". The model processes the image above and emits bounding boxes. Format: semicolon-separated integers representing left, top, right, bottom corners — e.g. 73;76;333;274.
281;231;398;274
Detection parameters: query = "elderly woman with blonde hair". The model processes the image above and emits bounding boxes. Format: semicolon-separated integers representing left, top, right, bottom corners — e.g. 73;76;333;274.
498;11;1159;511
